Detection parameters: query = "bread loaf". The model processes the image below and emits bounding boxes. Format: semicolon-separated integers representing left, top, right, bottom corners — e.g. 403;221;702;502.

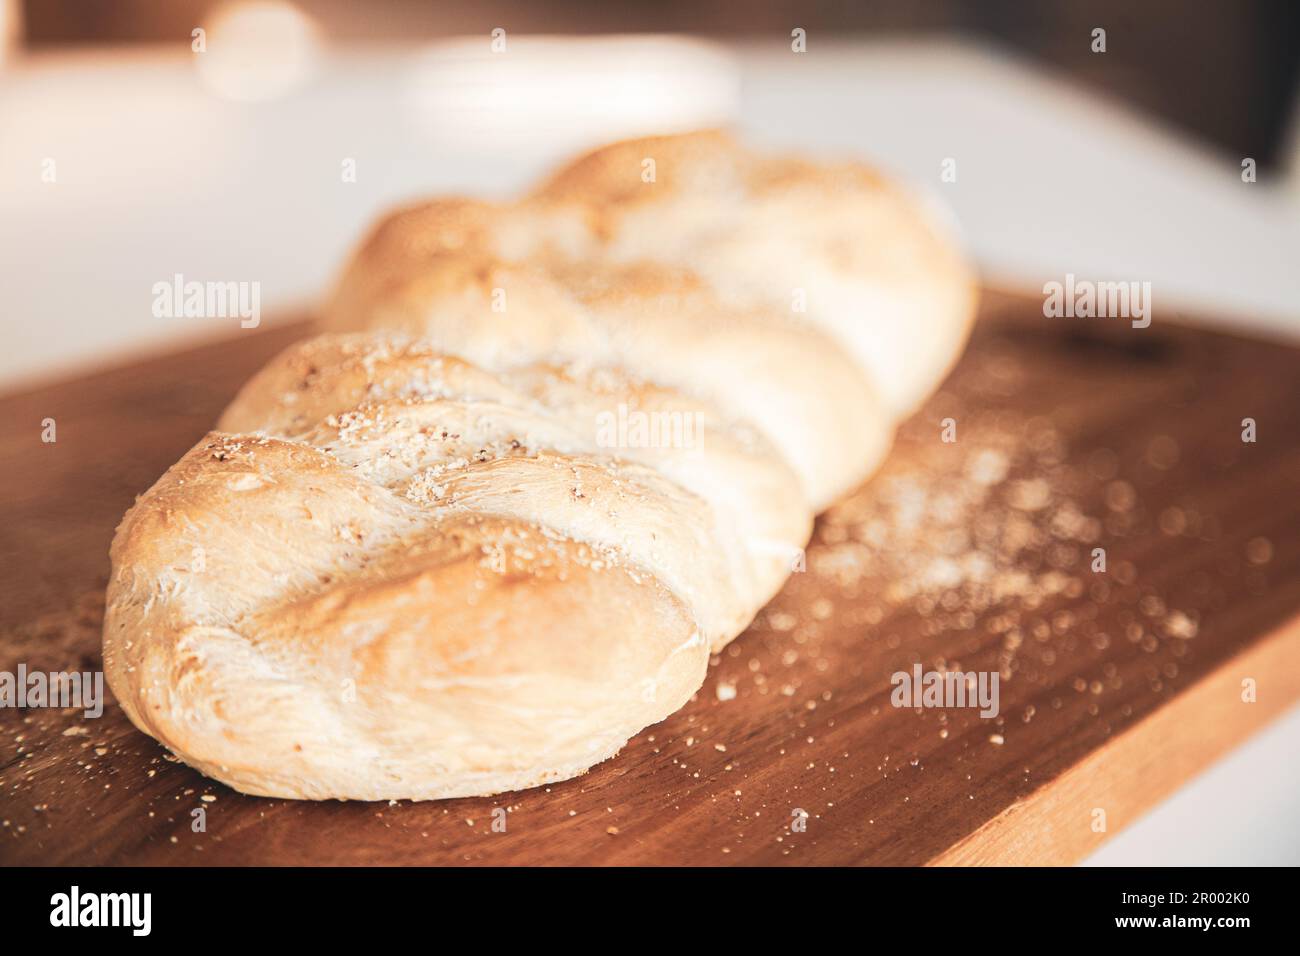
103;132;977;800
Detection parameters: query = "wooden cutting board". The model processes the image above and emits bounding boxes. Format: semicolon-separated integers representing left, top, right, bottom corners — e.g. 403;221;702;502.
2;290;1298;866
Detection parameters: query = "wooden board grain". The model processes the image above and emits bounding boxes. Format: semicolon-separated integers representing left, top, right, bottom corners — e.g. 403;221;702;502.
2;291;1298;866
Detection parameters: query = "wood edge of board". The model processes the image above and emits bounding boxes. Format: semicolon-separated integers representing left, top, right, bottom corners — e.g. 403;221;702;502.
929;618;1300;866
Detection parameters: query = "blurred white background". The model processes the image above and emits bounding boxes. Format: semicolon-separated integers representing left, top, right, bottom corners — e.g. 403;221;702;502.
1;6;1298;865
2;23;1299;388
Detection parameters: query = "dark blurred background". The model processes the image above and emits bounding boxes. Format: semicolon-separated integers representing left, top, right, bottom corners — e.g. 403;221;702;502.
16;0;1300;169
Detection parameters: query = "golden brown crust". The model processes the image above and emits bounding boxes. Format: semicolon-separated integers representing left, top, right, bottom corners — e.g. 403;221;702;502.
105;337;806;799
537;129;745;210
530;131;979;414
106;132;976;801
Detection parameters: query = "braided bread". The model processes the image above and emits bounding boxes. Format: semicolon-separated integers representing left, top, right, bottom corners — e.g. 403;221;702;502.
103;132;976;800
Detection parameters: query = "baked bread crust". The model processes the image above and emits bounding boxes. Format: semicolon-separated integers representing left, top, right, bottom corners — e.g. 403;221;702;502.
104;132;977;800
